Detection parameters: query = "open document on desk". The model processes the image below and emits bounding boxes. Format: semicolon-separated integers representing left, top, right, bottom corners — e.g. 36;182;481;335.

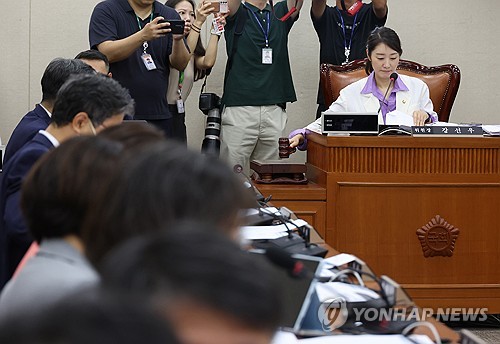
240;218;309;240
482;125;500;136
272;331;434;343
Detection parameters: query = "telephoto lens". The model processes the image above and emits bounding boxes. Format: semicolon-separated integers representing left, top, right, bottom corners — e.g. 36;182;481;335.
199;93;221;158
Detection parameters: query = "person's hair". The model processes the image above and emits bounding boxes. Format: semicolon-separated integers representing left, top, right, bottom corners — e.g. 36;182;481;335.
40;58;95;102
365;27;403;75
82;141;253;266
100;221;281;332
165;0;209;80
75;49;110;71
20;136;123;242
0;291;180;344
98;121;166;152
51;73;134;126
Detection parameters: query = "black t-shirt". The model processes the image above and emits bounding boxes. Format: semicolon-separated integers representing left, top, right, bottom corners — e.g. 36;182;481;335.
89;0;180;120
311;3;387;105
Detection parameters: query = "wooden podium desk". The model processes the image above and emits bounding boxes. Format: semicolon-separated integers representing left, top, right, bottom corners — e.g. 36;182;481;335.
254;182;327;242
306;133;500;313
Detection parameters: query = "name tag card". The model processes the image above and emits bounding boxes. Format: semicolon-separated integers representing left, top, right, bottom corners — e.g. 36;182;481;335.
412;126;483;137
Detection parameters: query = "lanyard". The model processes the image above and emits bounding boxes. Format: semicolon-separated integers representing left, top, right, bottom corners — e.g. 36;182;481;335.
135;11;154;30
136;10;154;53
246;5;271;47
335;8;358;64
177;71;184;98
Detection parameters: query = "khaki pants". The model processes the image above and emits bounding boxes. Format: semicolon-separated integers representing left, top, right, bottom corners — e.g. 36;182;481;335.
221;105;287;174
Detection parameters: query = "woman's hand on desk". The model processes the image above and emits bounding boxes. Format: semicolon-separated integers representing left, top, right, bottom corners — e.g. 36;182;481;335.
289;134;304;150
413;110;430;126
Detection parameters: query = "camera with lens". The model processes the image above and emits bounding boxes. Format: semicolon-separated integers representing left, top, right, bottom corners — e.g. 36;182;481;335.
199;92;222;158
199;93;220;113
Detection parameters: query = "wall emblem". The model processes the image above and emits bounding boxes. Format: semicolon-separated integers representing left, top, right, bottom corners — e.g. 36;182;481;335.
416;215;459;257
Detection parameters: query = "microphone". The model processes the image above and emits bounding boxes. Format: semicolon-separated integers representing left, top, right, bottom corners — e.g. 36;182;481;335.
265;247;311;279
233;164;270;206
383;72;398;103
377;72;399;116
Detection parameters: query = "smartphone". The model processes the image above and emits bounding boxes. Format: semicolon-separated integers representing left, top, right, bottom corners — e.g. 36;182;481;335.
219;0;229;13
169;19;185;34
158;19;185;35
209;1;220;13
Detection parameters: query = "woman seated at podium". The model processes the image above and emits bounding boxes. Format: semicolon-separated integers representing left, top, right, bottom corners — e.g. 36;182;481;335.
289;27;437;151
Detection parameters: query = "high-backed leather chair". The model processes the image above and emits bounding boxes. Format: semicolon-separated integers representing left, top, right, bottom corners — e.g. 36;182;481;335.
319;59;461;122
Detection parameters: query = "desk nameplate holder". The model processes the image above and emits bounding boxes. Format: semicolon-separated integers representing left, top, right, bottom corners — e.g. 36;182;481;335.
412;125;483;137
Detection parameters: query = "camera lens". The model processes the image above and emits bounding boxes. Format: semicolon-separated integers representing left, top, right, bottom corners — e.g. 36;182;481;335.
201;108;221;158
199;93;222;158
204;114;221;136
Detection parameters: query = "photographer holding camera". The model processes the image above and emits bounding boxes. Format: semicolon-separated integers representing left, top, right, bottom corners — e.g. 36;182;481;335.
312;0;388;119
89;0;191;138
165;0;228;144
220;0;303;174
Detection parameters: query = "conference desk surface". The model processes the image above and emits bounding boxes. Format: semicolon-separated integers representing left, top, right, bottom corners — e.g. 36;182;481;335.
257;134;500;313
321;244;460;343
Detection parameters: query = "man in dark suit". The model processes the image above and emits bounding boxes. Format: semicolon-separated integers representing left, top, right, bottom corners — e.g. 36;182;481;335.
3;59;96;164
0;73;134;288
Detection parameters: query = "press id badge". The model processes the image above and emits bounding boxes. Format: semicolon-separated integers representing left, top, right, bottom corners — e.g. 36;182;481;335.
262;48;272;64
176;98;185;114
141;53;157;70
212;17;225;35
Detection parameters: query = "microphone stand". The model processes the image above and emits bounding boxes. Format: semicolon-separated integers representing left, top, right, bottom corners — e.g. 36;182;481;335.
377;78;395;115
377;73;399;124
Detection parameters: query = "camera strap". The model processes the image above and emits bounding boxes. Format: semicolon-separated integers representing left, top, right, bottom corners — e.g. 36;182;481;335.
200;74;208;94
227;6;248;70
269;0;297;22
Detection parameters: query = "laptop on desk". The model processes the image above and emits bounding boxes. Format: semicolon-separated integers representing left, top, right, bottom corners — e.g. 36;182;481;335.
321;112;379;135
250;250;325;333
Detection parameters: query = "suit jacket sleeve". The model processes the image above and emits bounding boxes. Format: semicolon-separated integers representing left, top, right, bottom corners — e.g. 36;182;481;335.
3;149;41;245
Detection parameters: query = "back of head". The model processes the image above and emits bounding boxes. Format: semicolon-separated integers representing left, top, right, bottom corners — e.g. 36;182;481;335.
100;221;281;334
365;27;403;74
98;121;165;152
21;136;123;242
41;58;95;102
75;49;110;70
165;0;192;9
83;141;252;265
0;291;179;344
51;73;134;126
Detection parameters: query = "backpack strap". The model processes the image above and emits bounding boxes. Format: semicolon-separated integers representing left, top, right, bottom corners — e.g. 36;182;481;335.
224;6;249;88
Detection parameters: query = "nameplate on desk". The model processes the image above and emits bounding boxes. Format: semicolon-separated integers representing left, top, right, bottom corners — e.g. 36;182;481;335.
321;112;379;135
412;125;483;137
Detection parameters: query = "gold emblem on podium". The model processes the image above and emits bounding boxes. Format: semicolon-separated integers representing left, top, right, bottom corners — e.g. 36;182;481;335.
416;215;459;257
